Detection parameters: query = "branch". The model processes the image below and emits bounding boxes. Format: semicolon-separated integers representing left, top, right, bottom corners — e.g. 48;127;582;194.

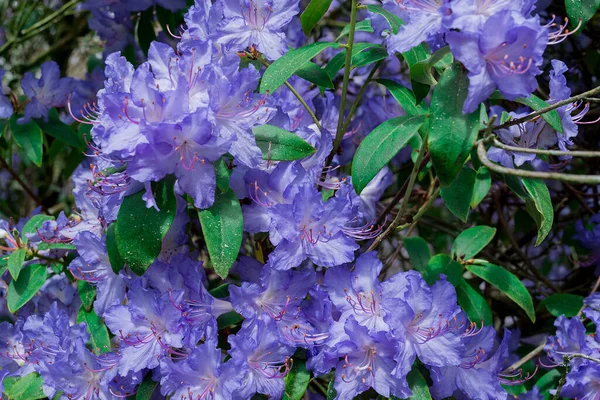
502;339;546;374
490;139;600;158
0;157;48;213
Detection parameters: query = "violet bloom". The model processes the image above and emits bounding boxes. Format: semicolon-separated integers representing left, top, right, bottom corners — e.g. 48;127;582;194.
19;61;73;124
448;0;532;32
69;231;126;316
446;11;547;113
103;282;186;375
267;183;360;269
429;327;510;399
160;337;243;399
574;213;600;272
216;0;300;60
128;109;232;209
383;272;465;372
0;68;13;119
228;319;295;398
230;263;315;322
385;0;452;54
560;362;600;399
583;293;600;327
329;317;411;399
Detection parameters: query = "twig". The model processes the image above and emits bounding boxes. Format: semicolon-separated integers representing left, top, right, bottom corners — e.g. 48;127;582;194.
0;157;48;213
341;60;382;133
490;139;600;158
502;339;546;373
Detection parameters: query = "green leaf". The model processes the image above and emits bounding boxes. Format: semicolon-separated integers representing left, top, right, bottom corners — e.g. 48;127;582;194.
428;64;480;186
365;4;403;34
7;264;47;313
466;261;536;323
136;8;157;56
198;188;243;278
376;79;428;117
515;94;563;133
10;115;43;167
326;378;337;400
115;179;177;275
324;43;376;78
36;242;76;251
78;280;96;312
402;237;431;273
295;62;335;89
455;279;493;325
470;166;491;208
351;45;389;68
36;108;85;150
282;359;311;400
424;254;463;286
336;19;373;41
260;42;340;93
409;46;452;86
214;158;232;192
352;115;426;194
300;0;333;35
452;226;496;261
542;293;584;317
77;306;111;354
8;248;26;281
106;222;125;274
135;375;159;400
216;310;244;330
209;283;231;299
565;0;600;30
405;367;432;400
3;373;46;400
522;178;554;246
535;369;561;397
440;166;476;222
252;124;317;161
21;214;54;243
401;43;431;105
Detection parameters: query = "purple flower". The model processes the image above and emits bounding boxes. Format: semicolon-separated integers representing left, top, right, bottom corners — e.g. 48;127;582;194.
160;337;243;399
216;0;300;60
104;282;185;375
267;183;360;269
19;61;73;124
429;327;509;399
0;68;13;119
128;109;232;209
574;213;600;271
446;11;547;113
385;0;452;54
448;0;532;32
69;231;126;316
329;317;411;399
584;293;600;328
544;316;599;368
560;361;600;399
228;319;295;398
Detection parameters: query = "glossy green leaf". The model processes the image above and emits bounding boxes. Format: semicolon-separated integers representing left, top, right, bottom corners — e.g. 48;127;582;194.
455;278;493;325
106;222;125;274
136;375;159;400
515;94;563;133
8;248;26;280
336;19;373;41
470;166;491;208
36;242;76;251
352;45;388;68
209;283;231;299
115;179;177;275
78;280;96;312
406;367;432;400
326;378;336;400
440;166;476;222
136;8;157;56
466;261;536;323
324;42;377;78
401;42;431;105
351;115;426;194
216;310;244;330
522;178;554;246
403;236;431;273
282;360;311;400
260;42;340;93
7;264;47;313
198;188;243;278
300;0;333;35
535;369;561;398
542;293;584;317
21;214;54;243
565;0;600;30
452;226;496;261
3;373;46;400
376;78;428;117
409;46;452;86
365;4;403;34
77;306;111;354
10;115;43;167
295;62;335;88
424;254;463;285
36;108;85;150
428;64;480;186
253;124;317;161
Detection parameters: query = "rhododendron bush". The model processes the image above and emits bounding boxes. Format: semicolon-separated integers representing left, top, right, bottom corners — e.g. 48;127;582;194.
2;0;600;398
